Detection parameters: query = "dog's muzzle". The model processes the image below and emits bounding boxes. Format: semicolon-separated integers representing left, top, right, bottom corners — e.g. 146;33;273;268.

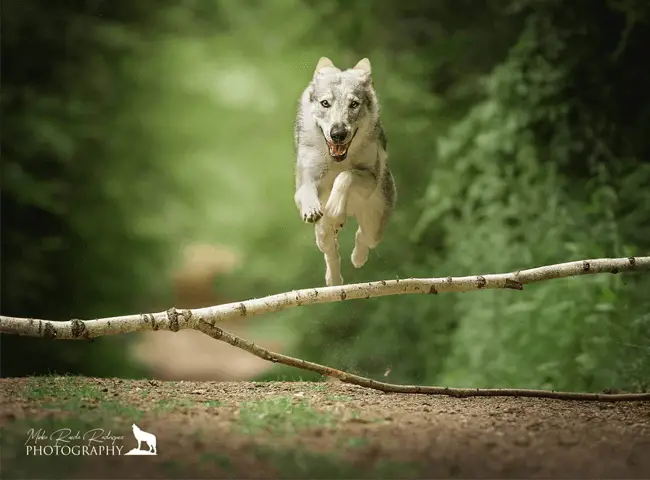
325;129;357;162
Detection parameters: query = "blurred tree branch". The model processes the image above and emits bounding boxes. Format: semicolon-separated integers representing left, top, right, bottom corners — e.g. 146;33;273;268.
1;256;649;400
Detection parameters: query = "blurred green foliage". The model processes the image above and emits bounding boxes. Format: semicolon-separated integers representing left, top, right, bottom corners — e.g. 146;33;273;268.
2;0;649;391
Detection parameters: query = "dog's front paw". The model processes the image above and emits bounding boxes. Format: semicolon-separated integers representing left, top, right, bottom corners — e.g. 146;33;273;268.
301;204;323;224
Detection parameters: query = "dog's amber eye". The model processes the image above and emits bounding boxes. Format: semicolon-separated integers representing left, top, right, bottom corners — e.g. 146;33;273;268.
349;101;359;109
320;100;331;108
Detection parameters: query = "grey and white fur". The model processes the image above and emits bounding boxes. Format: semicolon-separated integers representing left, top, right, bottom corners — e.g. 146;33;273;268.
293;57;396;286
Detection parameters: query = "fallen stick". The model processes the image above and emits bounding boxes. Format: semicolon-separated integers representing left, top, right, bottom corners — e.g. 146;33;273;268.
1;256;649;401
194;321;650;401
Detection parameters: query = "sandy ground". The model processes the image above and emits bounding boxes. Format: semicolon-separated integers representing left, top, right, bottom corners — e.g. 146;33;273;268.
1;377;649;479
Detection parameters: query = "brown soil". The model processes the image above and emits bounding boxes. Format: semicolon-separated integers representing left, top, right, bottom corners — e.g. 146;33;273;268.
1;378;649;479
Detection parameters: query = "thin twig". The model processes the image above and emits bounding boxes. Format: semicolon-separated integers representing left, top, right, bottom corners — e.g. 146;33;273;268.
195;321;650;402
1;256;649;402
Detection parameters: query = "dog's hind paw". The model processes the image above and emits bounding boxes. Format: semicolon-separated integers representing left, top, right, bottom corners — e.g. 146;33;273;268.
351;245;369;268
326;271;344;286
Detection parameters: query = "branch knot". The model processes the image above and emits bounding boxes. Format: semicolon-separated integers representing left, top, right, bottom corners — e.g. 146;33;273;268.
166;308;180;332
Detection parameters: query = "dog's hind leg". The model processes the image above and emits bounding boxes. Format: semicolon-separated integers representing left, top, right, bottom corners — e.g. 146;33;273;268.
315;220;343;286
351;169;395;268
351;205;388;269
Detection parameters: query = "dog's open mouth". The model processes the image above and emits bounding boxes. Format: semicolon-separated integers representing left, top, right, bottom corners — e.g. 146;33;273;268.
326;141;351;162
325;128;357;162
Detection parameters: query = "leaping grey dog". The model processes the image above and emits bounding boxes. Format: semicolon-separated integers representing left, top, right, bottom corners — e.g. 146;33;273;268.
293;57;396;286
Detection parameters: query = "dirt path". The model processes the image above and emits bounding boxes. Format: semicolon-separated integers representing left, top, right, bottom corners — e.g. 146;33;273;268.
130;321;283;381
129;242;283;382
1;378;649;479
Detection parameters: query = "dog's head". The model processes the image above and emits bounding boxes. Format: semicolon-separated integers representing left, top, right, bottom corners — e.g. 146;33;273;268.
308;57;378;162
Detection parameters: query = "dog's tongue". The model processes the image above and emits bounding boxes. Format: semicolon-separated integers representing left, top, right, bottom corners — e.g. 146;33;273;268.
329;143;347;156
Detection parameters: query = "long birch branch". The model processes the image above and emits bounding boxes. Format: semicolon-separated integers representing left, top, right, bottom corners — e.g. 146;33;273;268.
1;256;649;401
1;256;647;340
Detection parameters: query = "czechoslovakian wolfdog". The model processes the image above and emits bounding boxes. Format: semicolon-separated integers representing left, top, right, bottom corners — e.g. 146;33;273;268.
293;57;396;286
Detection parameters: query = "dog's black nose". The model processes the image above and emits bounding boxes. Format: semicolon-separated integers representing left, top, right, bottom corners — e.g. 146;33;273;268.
330;124;348;143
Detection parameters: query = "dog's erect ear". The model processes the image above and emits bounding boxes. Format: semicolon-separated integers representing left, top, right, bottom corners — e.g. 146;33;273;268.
352;58;372;75
316;57;335;71
314;57;339;77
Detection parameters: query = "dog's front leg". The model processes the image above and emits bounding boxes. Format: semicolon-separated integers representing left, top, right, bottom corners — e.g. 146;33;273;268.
294;161;324;224
324;169;376;225
295;182;323;224
315;219;343;286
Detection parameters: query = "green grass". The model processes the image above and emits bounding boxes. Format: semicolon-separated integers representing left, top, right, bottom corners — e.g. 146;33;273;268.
325;394;353;402
138;388;151;398
24;375;91;400
347;436;370;448
154;398;195;412
22;376;145;419
235;396;335;435
253;365;326;382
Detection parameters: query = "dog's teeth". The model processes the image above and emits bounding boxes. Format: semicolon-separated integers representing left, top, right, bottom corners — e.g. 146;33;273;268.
331;144;346;155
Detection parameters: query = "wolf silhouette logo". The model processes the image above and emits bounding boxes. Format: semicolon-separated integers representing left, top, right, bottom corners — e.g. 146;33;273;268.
123;423;157;455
